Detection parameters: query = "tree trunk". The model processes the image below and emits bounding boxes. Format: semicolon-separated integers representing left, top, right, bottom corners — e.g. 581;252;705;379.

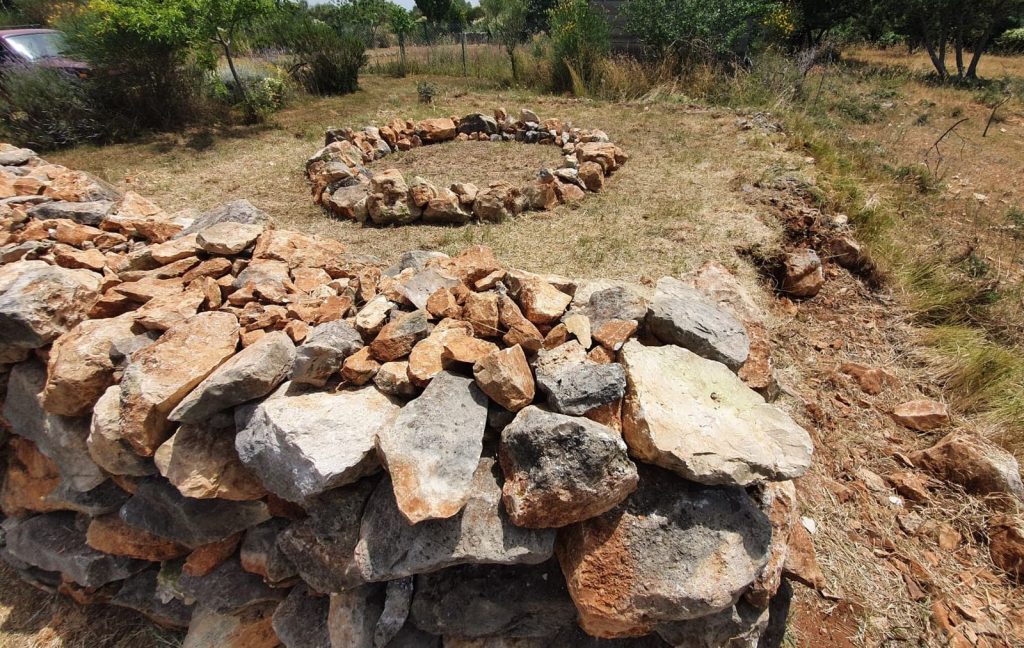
220;35;253;117
954;15;965;79
966;26;995;79
399;33;406;76
508;45;517;81
924;39;948;80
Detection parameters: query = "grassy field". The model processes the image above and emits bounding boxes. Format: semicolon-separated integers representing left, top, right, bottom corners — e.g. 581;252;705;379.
4;48;1024;646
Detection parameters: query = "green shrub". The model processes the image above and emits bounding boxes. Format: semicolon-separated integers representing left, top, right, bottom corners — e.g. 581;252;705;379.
548;0;609;94
0;67;101;149
995;27;1024;53
287;21;366;95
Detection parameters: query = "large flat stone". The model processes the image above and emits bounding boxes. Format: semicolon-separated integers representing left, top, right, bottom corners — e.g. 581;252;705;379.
0;260;100;356
499;406;638;528
119;311;240;456
290;320;364;387
28;200;113;225
556;465;772;638
177;199;272;237
169;331;294;423
354;458;555;581
620;341;812;486
155;424;267;501
236;383;399;502
118;477;271;548
646;277;749;370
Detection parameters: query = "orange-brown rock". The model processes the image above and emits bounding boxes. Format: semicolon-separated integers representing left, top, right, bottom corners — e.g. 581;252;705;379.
989;516;1024;581
840;361;889;395
497;294;543;352
43;170;119;202
183;533;244;577
54;220;104;246
417;117;457;143
52;244;107;271
134;283;205;332
543;323;569;349
462;291;499;337
892;399;949;431
426;245;504;286
86;514;189;561
426;287;461;320
584;399;622;432
473;345;535;411
909;431;1024;499
587;346;616;364
369;309;430;361
592;319;637;352
516;278;572;325
291;267;332;293
155;425;268;501
408;325;471;386
342;347;381;385
253;229;347;271
442;335;499;366
182;601;280;648
0;437;61;516
577;161;605;192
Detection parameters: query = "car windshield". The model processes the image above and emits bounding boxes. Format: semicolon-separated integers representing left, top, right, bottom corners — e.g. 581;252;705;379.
5;32;67;61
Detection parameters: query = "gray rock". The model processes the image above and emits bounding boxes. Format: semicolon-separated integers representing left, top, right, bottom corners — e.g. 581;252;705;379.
46;479;130;516
646;277;750;370
169;331;295;422
273;584;331;648
655;602;769;648
119;477;271;548
240;518;297;584
388;625;442;647
499;407;637;528
535;362;626;416
397;268;460;310
277;478;377;594
0;147;36;165
28;200;113;225
354;458;555;581
376;577;414;646
577;285;649;326
384;251;449;277
620;341;813;487
457;113;499;135
410;561;576;638
0;260;100;355
556;465;772;637
181;601;279;648
2;512;146;587
111;567;194;629
291;321;364;387
177;199;272;237
3;361;106;491
328;584;386;648
177;555;287;612
376;371;489;524
236;383;400;502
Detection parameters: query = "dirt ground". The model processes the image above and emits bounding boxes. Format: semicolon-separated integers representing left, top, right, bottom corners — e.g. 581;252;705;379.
4;66;1021;646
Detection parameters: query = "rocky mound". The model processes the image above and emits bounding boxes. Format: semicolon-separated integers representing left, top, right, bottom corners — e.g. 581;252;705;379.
306;107;627;226
1;144;822;647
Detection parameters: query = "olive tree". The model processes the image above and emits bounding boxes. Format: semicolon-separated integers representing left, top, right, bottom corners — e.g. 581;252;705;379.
481;0;529;81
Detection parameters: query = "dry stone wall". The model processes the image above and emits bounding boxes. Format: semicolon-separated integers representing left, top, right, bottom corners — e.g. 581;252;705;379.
2;143;817;647
306;107;628;226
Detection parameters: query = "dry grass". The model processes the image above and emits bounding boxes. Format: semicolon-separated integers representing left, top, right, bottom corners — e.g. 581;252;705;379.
380;139;565;188
846;46;1024;79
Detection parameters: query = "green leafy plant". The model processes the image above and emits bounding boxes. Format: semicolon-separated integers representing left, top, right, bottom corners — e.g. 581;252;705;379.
548;0;609;94
0;66;101;149
481;0;529;81
417;79;436;103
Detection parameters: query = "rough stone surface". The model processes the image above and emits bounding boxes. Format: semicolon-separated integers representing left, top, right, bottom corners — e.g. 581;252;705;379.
87;384;155;477
646;277;750;370
28;200;112;225
86;513;189;561
277;479;377;594
181;602;280;648
197;221;265;255
472;345;535;412
291;320;364;387
4;360;106;491
118;477;271;548
0;260;100;357
240;518;297;584
155;424;267;501
328;584;385;648
620;341;812;486
3;512;146;587
371;310;430;361
354;459;556;581
655;602;769;648
909;431;1024;500
781;249;823;298
169;331;295;422
988;516;1024;581
891;399;950;432
178;555;287;612
499;407;638;528
557;465;772;638
273;584;331;648
535;361;626;416
376;371;489;523
111;568;194;629
178;199;272;237
119;311;240;456
410;561;576;638
236;383;400;502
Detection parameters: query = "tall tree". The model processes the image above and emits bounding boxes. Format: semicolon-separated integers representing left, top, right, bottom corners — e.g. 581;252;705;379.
480;0;528;80
415;0;453;23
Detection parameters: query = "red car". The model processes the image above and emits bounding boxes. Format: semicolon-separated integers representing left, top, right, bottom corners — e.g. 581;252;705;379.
0;28;88;77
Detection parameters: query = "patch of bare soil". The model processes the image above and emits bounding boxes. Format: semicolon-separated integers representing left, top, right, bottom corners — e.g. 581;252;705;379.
373;138;566;189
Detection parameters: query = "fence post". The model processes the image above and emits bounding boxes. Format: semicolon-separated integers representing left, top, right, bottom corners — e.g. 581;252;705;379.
461;31;468;76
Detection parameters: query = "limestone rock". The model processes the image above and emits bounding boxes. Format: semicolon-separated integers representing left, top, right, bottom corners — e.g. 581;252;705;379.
155;424;267;500
410;561;576;639
515;278;572;325
376;371;489;523
87;385;155;477
473;345;535;412
197;221;265;255
119;311;240;456
277;478;377;594
119;477;271;548
535;361;626;417
291;320;364;387
236;383;400;502
86;513;189;561
111;568;194;629
646;277;749;370
178;555;287;612
500;407;637;528
441;335;499;365
170;331;295;422
557;465;772;638
909;431;1023;500
781;249;823;298
398;269;460;311
0;260;100;357
462;291;500;337
354;459;555;581
621;341;812;486
891;399;950;431
182;602;280;648
418;118;457;143
328;585;385;648
370;310;430;361
342;347;381;385
178;199;272;237
3;512;146;587
375;578;415;647
988;516;1024;581
241;518;297;584
3;361;106;491
575;285;649;328
273;584;331;648
356;294;395;337
374;361;418;398
655;602;769;648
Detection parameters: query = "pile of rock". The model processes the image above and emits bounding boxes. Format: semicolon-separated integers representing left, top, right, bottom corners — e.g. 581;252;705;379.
1;144;817;647
306;108;628;226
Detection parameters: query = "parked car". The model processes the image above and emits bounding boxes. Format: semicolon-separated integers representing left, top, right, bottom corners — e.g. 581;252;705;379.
0;28;88;77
